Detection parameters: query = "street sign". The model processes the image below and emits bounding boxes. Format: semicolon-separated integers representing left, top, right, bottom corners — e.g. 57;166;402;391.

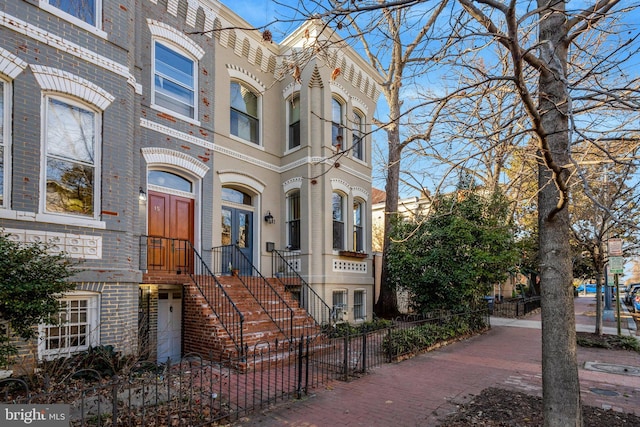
609;256;624;274
608;238;623;256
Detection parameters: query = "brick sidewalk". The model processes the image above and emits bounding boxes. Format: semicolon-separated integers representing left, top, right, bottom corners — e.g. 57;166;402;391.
234;297;640;426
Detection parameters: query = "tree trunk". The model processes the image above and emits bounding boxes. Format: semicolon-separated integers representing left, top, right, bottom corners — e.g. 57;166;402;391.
374;127;401;318
538;2;582;425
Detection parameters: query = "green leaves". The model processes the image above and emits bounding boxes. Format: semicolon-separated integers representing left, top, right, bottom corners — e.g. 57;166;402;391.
387;190;518;313
0;234;78;365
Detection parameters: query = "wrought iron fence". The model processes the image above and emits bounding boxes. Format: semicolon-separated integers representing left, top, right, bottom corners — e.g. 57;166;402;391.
491;296;541;318
1;308;490;426
271;249;332;327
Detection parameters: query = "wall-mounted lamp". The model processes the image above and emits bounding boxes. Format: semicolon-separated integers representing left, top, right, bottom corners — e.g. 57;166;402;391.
264;211;275;224
139;187;147;201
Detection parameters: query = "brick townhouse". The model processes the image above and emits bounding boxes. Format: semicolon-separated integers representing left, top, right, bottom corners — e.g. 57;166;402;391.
0;0;381;367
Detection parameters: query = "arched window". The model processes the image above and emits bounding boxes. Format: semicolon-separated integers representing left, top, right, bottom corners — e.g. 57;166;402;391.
153;41;196;119
331;97;344;148
332;192;345;250
286;190;300;250
352;110;364;160
230;81;259;144
353;199;364;252
288;94;300;149
44;96;99;218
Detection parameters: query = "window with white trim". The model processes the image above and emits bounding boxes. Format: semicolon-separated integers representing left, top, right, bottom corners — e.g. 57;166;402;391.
287;190;300;250
353;199;364;252
288;94;300;150
0;79;8;208
45;0;100;27
353;290;365;321
39;293;100;359
332;289;347;322
331;97;344;148
332;192;345;250
153;41;196;119
352;110;364;160
44;96;99;218
230;81;260;144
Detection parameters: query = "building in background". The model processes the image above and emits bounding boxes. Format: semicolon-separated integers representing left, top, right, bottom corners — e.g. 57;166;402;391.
0;0;380;367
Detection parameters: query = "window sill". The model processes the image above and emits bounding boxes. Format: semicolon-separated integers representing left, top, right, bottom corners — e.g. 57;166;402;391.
339;250;368;259
39;2;108;39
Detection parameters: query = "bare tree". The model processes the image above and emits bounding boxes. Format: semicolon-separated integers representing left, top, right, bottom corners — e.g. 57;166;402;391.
452;1;640;424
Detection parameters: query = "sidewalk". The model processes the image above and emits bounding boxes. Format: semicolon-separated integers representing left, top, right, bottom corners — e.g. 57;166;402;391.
235;296;640;426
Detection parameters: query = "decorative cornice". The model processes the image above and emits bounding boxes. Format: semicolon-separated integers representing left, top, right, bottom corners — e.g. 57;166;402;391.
1;11;141;94
147;19;205;59
31;65;115;110
141;147;209;178
0;47;28;79
226;64;266;92
140;118;214;150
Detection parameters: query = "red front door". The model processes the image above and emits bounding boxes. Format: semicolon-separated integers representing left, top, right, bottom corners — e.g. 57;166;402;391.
148;191;194;273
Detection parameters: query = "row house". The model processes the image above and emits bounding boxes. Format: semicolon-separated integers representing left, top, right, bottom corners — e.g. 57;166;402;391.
0;0;381;366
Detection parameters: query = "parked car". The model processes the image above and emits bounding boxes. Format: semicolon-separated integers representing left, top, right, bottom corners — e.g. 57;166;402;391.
575;283;603;293
633;293;640;313
624;284;640;304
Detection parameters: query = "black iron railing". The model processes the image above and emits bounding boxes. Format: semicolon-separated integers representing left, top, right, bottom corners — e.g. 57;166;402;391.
140;236;245;355
212;244;295;341
272;249;332;327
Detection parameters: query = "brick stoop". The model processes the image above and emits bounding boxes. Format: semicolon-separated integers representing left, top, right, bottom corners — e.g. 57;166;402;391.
183;275;321;369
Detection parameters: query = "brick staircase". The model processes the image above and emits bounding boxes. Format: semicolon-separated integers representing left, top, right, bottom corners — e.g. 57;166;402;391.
183;274;320;367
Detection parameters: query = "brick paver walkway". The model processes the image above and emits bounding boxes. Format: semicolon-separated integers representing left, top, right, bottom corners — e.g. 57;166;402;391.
233;296;640;426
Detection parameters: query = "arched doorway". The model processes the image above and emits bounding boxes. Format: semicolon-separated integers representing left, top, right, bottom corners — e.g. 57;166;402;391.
147;170;195;273
221;187;254;272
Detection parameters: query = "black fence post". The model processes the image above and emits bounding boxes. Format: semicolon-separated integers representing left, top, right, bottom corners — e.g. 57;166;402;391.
361;332;367;373
343;334;349;381
297;338;304;399
111;375;119;425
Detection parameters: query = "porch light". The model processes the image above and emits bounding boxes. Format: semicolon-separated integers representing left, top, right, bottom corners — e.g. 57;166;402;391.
264;211;275;224
139;187;147;201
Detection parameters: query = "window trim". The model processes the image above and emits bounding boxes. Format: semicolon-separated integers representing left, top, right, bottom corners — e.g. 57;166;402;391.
332;191;346;251
0;78;10;209
229;80;262;145
286;190;301;250
352;109;365;161
152;40;199;123
40;94;101;220
331;96;345;148
39;0;107;38
38;291;101;360
353;198;365;253
353;289;366;322
287;94;301;151
332;289;348;322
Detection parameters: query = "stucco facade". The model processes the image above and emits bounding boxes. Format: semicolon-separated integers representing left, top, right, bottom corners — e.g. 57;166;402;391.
1;0;380;365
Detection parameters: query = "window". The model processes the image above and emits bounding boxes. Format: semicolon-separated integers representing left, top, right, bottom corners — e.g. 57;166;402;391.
287;190;300;250
44;97;98;218
352;110;364;160
288;95;300;149
353;199;364;252
45;0;99;27
332;192;345;250
353;290;365;321
332;97;344;148
149;170;192;193
0;80;7;208
39;293;100;359
230;82;259;144
332;289;347;322
154;41;196;119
